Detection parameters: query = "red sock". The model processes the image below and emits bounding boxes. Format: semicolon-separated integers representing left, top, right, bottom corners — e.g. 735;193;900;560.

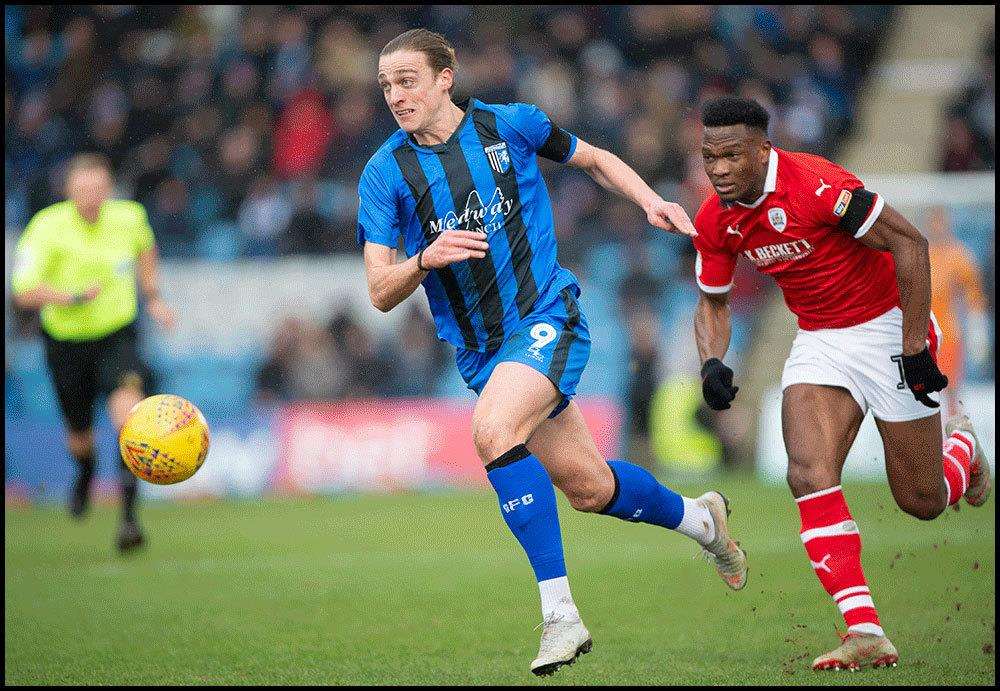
796;486;884;636
943;431;975;506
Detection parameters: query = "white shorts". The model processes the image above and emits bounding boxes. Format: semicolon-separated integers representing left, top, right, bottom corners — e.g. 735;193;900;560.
781;307;943;422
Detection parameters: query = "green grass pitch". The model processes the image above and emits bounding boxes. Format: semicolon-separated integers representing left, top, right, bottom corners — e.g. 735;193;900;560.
5;479;995;685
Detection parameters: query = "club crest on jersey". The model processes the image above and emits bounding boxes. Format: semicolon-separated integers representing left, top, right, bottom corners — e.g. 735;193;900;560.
484;142;511;174
768;207;788;233
833;190;852;217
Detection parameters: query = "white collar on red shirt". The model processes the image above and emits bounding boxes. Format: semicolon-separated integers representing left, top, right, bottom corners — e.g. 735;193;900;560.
735;147;779;209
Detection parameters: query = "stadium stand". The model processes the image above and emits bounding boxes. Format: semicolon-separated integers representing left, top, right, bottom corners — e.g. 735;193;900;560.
7;6;991;474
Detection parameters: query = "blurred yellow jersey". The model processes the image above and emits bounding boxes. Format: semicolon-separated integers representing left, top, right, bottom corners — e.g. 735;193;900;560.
929;242;986;379
11;200;155;341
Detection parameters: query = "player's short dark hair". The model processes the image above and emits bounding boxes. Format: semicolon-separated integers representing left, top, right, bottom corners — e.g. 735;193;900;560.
701;97;770;135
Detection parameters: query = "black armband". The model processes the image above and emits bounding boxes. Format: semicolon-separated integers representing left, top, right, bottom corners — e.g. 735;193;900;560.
836;187;878;236
538;124;574;162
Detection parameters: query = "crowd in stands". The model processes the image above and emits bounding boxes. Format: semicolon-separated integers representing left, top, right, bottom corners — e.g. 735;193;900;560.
7;5;895;262
940;29;995;172
254;304;449;403
7;5;903;471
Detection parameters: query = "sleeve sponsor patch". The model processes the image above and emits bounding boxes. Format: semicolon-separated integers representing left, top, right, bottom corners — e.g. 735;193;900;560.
833;190;852;217
836;188;878;235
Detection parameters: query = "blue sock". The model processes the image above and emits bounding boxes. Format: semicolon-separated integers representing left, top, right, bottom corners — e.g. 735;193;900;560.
599;459;685;529
486;445;567;582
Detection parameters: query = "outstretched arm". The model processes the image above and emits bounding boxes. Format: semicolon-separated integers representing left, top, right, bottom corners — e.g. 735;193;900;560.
858;203;946;406
857;204;931;356
566;139;696;237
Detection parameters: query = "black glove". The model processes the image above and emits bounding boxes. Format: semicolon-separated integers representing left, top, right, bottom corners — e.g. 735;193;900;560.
701;358;739;411
900;347;948;408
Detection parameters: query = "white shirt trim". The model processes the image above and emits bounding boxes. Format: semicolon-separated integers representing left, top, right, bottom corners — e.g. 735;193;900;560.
736;148;779;209
853;194;885;238
696;277;733;294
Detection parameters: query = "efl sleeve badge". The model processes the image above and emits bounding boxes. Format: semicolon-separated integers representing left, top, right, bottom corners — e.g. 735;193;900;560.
833;190;853;217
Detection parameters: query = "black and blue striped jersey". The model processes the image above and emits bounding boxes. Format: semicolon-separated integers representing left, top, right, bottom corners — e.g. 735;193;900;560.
357;98;580;352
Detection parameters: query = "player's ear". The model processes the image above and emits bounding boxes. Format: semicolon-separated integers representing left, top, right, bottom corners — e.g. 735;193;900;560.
437;67;454;93
760;139;772;163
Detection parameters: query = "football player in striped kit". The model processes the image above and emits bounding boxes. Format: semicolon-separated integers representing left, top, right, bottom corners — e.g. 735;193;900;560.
358;29;748;676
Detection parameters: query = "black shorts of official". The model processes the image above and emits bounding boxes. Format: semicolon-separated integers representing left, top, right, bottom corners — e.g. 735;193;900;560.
43;322;151;433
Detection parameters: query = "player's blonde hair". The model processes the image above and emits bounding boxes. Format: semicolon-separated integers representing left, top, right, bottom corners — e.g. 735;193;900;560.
380;28;458;91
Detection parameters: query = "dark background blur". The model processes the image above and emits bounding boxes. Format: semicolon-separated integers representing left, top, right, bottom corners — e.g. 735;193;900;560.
5;6;995;487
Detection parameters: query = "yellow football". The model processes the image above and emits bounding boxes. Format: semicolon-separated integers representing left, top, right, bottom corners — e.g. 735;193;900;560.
119;394;210;485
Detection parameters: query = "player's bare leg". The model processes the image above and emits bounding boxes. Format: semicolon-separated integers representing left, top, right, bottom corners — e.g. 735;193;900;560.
66;429;96;519
525;400;614;512
876;414;947;520
107;377;145;552
528;400;747;589
782;384;898;670
472;362;591;677
878;408;989;516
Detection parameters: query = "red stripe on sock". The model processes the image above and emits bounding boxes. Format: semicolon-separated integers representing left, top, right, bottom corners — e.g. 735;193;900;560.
943;432;973;505
844;606;880;629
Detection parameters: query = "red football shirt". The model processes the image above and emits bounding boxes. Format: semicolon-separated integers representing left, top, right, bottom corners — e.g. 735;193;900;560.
693;147;899;330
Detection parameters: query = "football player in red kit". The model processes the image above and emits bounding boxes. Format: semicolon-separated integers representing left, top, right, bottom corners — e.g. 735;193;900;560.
691;97;991;671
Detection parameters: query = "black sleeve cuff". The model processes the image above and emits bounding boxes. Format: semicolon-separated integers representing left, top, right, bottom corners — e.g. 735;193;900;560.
538;125;573;162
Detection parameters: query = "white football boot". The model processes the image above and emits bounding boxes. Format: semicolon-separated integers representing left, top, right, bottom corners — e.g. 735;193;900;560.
812;630;899;671
530;603;592;677
697;491;748;590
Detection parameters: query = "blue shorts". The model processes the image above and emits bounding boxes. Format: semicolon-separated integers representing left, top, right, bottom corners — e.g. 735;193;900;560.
456;286;591;419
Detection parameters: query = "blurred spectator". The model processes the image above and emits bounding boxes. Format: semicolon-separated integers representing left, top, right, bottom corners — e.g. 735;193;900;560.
622;305;662;470
273;87;334;180
326;310;396;399
7;5;897;260
618;248;665;316
940;30;994;172
238;175;292;257
148;178;196;258
926;206;990;414
386;305;452;398
255;317;305;404
255;316;347;402
278;179;337;255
